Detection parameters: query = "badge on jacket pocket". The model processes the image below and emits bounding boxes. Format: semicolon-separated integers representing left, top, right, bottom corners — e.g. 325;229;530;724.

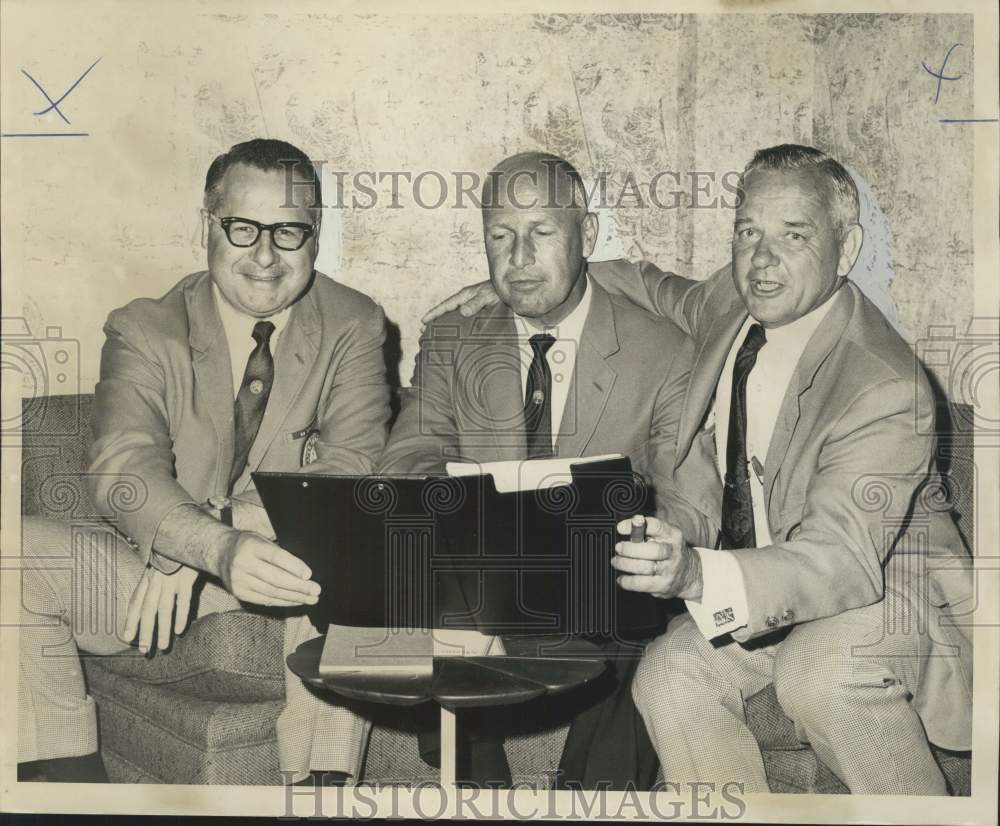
288;419;319;467
300;430;320;466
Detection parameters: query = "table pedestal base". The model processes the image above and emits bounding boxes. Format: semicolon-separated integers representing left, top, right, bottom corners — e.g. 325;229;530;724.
440;706;456;787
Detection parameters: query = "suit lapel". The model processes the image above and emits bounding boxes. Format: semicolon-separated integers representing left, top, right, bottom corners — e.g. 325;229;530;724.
764;284;854;505
675;299;748;467
187;274;236;492
242;284;322;486
474;308;528;460
556;280;618;458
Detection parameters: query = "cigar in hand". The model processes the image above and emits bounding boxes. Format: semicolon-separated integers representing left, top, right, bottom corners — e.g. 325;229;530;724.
630;514;647;542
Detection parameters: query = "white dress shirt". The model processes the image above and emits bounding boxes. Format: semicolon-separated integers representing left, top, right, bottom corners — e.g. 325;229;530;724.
512;278;593;450
686;293;836;639
212;284;290;397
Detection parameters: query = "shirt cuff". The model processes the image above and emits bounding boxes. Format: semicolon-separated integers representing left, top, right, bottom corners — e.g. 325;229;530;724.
684;548;749;639
148;550;182;575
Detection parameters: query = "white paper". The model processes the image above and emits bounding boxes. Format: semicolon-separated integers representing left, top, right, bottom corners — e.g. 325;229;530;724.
445;453;623;493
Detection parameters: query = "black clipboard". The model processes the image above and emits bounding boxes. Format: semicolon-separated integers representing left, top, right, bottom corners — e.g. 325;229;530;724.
253;457;667;637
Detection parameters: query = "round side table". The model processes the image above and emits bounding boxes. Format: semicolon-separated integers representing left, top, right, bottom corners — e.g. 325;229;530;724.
287;634;607;786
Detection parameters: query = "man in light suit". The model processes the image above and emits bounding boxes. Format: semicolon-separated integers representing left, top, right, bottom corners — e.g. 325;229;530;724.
18;138;391;783
607;144;973;794
379;151;698;789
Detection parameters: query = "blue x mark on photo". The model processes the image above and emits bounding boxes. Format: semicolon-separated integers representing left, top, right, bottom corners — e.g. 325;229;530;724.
21;57;102;125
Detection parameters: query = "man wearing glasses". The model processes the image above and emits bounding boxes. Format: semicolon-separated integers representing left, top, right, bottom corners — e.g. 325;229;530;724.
18;139;391;784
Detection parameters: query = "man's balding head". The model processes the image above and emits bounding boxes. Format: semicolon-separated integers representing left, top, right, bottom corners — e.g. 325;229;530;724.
482;152;589;214
481;152;598;327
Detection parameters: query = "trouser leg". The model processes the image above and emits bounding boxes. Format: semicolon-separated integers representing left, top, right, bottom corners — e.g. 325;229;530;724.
17;517;144;763
559;636;658;790
773;594;946;795
276;614;372;782
632;614;774;793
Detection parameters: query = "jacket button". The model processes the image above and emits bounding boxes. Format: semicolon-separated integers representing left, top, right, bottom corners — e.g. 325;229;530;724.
765;615;779;628
781;609;795;624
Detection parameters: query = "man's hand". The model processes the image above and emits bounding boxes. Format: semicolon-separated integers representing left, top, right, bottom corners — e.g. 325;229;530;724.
611;516;703;601
124;564;201;654
420;280;499;326
218;532;321;607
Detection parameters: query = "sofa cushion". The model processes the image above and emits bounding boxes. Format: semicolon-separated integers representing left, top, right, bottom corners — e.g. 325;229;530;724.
85;660;284;785
94;609;285;697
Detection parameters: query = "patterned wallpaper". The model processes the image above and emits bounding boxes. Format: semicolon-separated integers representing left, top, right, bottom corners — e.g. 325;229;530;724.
3;11;975;396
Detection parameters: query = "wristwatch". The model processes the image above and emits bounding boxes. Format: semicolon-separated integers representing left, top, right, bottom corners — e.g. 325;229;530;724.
205;495;233;527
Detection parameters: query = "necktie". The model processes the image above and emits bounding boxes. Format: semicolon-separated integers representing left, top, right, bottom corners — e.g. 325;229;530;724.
524;333;556;460
721;323;767;549
229;320;276;493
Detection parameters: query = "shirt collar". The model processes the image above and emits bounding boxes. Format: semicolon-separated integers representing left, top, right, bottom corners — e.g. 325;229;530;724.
211;282;291;347
512;274;592;346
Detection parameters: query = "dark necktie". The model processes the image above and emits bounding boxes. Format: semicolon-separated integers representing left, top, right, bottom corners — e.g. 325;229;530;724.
229;320;276;493
524;333;556;460
720;323;767;549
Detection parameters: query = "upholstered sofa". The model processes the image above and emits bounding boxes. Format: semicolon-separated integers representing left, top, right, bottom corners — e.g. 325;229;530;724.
19;394;972;792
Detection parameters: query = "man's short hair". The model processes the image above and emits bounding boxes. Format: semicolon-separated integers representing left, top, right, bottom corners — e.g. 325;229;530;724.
204;138;322;212
742;144;859;236
482;151;588;212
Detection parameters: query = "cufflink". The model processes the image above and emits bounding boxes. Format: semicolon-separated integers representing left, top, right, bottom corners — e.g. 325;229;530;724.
765;615;780;628
781;609;795;624
713;607;735;627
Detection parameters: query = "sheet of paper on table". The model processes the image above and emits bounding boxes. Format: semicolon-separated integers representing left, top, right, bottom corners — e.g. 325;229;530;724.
445;453;623;493
319;626;507;676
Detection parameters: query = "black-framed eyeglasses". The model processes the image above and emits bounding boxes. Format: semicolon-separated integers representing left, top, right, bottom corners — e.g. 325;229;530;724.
205;212;316;251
